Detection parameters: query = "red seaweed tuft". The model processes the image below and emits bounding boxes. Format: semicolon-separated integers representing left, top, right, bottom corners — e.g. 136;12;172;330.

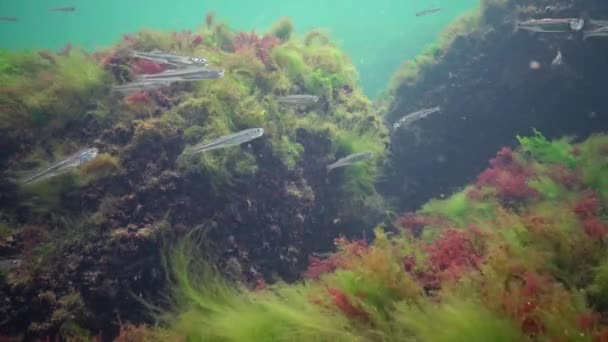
549;164;581;188
425;229;482;280
192;34;203;46
327;287;369;321
233;31;280;66
583;218;607;240
303;256;340;280
574;190;600;220
123;91;151;105
476;147;538;202
577;311;601;332
131;59;165;75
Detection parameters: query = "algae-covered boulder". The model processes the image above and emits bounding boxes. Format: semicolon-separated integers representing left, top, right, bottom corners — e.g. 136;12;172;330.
0;14;386;338
378;0;608;212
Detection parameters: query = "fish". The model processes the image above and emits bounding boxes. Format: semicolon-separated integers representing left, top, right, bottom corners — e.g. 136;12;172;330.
393;106;441;130
20;148;99;184
327;151;374;171
0;17;18;22
415;7;441;17
0;259;21;271
112;80;172;94
515;18;585;33
185;128;265;154
551;50;563;66
49;6;76;12
132;50;208;67
137;67;224;82
276;95;319;105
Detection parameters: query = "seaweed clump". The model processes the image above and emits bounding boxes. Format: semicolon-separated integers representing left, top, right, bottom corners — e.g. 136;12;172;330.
131;133;608;341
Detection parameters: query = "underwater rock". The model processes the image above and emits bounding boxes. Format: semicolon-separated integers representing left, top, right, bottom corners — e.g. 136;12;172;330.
0;14;386;339
380;0;608;212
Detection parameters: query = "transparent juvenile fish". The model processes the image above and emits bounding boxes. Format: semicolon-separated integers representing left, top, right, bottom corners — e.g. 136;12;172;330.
49;6;76;12
551;50;563;66
393;106;441;130
112;80;171;94
0;17;18;22
276;95;319;105
20;148;99;184
132;50;208;67
0;259;21;271
137;67;224;81
416;7;441;17
185;128;264;154
516;18;585;33
327;151;374;171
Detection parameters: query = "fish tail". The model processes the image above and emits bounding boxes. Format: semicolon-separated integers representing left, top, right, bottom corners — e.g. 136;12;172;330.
512;20;520;34
582;31;592;41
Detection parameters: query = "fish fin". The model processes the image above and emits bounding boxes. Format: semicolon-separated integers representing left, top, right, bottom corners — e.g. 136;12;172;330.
582;31;591;41
512;20;521;34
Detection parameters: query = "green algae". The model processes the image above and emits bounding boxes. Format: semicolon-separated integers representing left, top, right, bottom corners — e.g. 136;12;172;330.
159;236;357;342
140;133;608;341
269;17;294;42
421;190;498;227
0;49;108;145
394;298;525;342
517;129;578;168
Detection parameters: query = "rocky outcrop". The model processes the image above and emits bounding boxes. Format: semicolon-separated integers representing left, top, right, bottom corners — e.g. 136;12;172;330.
379;0;608;211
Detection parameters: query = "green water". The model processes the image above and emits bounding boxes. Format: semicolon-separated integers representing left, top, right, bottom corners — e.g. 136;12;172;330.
0;0;478;97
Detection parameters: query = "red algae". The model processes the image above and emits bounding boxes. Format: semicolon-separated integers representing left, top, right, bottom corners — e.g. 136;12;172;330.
549;164;581;188
123;91;151;105
425;229;482;280
192;34;203;46
233;31;280;65
327;287;369;321
583;218;607;240
303;256;340;280
574;190;601;220
476;147;539;202
131;59;165;75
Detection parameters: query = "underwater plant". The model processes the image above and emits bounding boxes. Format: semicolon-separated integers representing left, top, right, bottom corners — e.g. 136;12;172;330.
128;133;608;341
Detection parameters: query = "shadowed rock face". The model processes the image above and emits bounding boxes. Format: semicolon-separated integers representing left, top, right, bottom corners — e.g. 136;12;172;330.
379;0;608;212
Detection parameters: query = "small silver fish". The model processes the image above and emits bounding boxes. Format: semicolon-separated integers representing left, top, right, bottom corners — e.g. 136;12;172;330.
551;50;563;66
49;6;75;12
0;259;21;271
21;148;99;184
516;18;585;33
327;151;374;171
393;106;441;130
137;67;224;81
112;80;172;94
276;95;319;105
132;50;208;67
416;7;441;17
0;17;18;22
186;128;264;154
